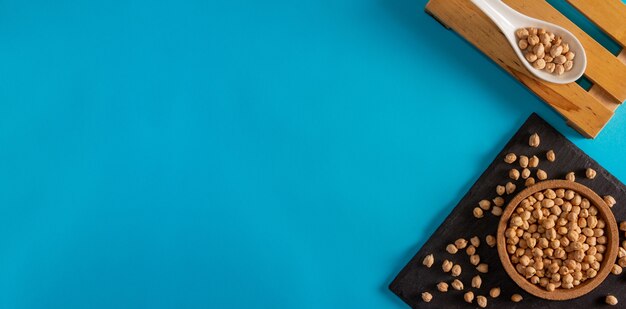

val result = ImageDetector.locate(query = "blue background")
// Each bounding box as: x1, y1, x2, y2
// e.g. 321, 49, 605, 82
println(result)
0, 0, 624, 308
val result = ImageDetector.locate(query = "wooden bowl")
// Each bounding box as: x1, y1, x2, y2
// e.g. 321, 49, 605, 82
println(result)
497, 180, 618, 300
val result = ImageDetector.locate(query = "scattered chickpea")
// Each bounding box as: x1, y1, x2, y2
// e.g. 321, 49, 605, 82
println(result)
604, 195, 616, 208
525, 177, 536, 187
454, 238, 468, 249
509, 168, 520, 180
478, 200, 491, 211
511, 294, 523, 302
437, 282, 448, 292
421, 292, 432, 303
612, 264, 622, 275
470, 254, 480, 266
529, 133, 540, 147
521, 168, 531, 179
486, 235, 496, 247
493, 197, 504, 207
606, 295, 618, 306
473, 207, 484, 218
470, 236, 480, 248
489, 287, 501, 298
476, 263, 488, 273
451, 279, 464, 291
451, 264, 462, 277
586, 168, 597, 179
536, 169, 547, 180
476, 295, 487, 308
464, 291, 474, 303
497, 185, 505, 196
565, 172, 575, 182
466, 245, 476, 256
422, 254, 434, 268
546, 150, 556, 162
472, 275, 482, 288
529, 155, 539, 168
446, 244, 458, 254
492, 206, 503, 216
505, 153, 517, 164
442, 260, 453, 272
506, 182, 516, 194
519, 156, 529, 168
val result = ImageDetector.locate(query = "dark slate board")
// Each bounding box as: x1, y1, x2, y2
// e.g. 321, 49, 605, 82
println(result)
389, 113, 626, 308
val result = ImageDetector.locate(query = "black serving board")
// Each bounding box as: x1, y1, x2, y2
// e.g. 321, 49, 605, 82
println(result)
389, 113, 626, 308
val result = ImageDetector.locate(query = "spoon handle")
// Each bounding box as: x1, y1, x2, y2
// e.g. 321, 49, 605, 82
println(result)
471, 0, 518, 35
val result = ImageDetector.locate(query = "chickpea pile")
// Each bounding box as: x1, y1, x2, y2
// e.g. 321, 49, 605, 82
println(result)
505, 187, 607, 291
515, 27, 576, 75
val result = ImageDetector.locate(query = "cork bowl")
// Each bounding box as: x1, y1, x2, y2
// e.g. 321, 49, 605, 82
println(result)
497, 180, 619, 300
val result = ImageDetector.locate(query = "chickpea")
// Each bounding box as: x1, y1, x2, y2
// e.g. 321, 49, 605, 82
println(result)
422, 254, 434, 267
529, 133, 540, 147
476, 295, 487, 308
606, 295, 618, 306
489, 287, 500, 298
471, 275, 482, 288
451, 279, 463, 291
437, 282, 448, 292
505, 153, 517, 164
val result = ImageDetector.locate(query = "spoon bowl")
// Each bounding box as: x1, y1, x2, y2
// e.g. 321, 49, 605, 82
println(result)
471, 0, 587, 84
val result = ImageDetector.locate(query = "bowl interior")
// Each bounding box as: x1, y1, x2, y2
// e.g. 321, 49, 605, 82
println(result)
496, 180, 618, 300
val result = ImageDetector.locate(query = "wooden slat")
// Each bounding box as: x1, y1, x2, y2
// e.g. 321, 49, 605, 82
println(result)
425, 0, 613, 138
589, 86, 620, 112
589, 50, 626, 111
566, 0, 626, 47
565, 0, 626, 109
503, 0, 626, 104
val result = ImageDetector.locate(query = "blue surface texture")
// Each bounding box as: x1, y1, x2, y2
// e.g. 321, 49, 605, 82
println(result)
0, 0, 624, 308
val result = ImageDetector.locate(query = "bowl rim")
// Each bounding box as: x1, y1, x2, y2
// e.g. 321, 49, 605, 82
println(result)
496, 180, 618, 300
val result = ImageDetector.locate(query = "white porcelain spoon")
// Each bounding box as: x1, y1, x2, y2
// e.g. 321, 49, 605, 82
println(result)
471, 0, 586, 84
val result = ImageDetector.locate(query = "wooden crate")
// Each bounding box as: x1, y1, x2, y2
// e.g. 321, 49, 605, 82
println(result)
425, 0, 626, 138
